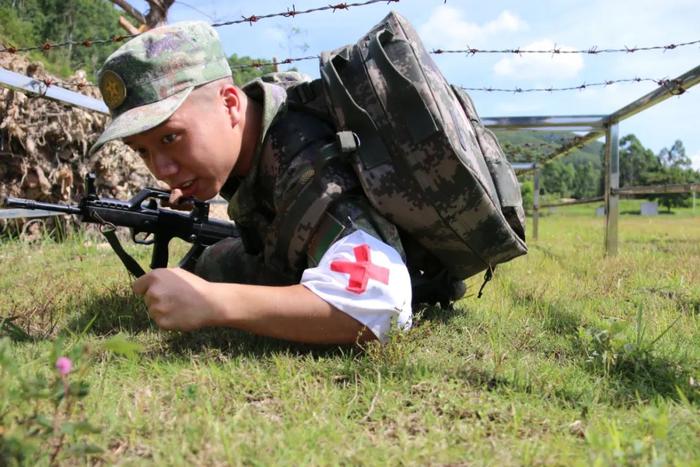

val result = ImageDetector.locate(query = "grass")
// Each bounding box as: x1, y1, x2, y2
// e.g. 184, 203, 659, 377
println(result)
1, 207, 699, 466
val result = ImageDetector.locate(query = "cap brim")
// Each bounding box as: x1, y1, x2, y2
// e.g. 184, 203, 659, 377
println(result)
89, 87, 194, 155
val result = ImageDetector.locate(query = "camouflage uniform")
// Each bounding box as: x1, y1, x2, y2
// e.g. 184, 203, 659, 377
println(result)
88, 20, 473, 307
195, 77, 407, 288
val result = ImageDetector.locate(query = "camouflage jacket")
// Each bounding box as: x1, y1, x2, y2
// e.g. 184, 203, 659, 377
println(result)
220, 78, 405, 284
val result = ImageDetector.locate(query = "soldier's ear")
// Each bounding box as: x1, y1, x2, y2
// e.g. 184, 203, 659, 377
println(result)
221, 85, 242, 126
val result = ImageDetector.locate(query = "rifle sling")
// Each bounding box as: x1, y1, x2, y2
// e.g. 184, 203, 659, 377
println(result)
101, 228, 146, 278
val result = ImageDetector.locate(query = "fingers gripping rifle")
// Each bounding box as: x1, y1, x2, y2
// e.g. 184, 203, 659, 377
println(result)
4, 174, 238, 277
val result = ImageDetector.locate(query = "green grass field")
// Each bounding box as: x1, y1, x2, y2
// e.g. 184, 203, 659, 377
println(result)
1, 203, 699, 466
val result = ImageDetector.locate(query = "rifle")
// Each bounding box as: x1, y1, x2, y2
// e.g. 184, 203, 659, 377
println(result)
4, 174, 238, 277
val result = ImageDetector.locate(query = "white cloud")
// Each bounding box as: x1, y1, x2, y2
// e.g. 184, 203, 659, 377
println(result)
419, 6, 527, 49
493, 40, 585, 80
691, 152, 700, 171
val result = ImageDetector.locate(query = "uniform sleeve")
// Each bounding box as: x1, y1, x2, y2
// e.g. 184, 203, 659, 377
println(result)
300, 229, 412, 342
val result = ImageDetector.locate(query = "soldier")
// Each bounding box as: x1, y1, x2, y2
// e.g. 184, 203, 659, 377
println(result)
90, 21, 413, 344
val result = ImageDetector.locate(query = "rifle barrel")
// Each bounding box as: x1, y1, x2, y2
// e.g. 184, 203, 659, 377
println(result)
4, 197, 82, 215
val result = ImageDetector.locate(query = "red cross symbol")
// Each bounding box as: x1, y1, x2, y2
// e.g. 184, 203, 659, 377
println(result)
330, 243, 390, 294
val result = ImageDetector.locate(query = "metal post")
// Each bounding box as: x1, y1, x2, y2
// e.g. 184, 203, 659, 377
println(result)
533, 165, 540, 241
0, 67, 108, 114
604, 123, 620, 256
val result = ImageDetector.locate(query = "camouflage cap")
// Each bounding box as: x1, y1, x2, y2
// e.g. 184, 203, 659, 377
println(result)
89, 21, 231, 154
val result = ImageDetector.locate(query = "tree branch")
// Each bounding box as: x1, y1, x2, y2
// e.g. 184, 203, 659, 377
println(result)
118, 16, 143, 35
110, 0, 147, 25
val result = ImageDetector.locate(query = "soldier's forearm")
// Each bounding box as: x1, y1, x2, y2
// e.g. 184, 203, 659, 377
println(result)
207, 283, 376, 345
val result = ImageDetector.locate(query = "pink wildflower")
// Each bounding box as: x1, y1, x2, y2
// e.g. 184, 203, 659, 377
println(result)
55, 356, 72, 376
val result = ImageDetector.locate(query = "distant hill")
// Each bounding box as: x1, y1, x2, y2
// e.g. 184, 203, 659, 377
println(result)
493, 129, 603, 169
493, 129, 605, 201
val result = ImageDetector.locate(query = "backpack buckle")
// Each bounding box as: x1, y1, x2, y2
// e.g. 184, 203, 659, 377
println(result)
335, 131, 360, 153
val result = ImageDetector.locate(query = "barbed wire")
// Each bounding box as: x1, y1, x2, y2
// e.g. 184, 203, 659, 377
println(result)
431, 39, 700, 56
228, 56, 319, 70
458, 78, 688, 95
0, 35, 134, 55
210, 0, 400, 27
14, 75, 690, 99
0, 0, 400, 54
186, 39, 700, 71
0, 0, 697, 59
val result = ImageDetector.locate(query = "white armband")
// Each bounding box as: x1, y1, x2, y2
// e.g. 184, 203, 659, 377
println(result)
300, 230, 412, 342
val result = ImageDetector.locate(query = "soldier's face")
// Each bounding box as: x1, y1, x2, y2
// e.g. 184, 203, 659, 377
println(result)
124, 85, 243, 201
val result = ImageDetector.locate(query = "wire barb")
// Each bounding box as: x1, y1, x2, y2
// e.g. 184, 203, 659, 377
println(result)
242, 15, 259, 25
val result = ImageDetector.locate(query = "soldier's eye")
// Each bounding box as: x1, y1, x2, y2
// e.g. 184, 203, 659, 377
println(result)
162, 134, 177, 144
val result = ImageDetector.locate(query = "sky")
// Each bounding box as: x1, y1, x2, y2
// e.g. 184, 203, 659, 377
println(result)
130, 0, 700, 169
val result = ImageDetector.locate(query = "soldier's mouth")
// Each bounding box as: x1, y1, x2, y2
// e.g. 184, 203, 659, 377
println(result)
177, 179, 197, 197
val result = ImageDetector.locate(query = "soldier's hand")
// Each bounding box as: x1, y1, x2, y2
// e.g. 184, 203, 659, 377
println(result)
162, 188, 194, 211
132, 267, 219, 331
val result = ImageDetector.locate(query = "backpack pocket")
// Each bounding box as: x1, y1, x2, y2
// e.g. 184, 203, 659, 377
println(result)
452, 86, 527, 241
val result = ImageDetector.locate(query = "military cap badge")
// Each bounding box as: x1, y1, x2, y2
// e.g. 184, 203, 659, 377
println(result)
99, 70, 127, 110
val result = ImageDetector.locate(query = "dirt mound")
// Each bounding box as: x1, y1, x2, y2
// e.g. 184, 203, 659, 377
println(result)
1, 53, 157, 234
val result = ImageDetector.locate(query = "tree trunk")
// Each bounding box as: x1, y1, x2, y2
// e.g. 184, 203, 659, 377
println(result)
144, 0, 175, 28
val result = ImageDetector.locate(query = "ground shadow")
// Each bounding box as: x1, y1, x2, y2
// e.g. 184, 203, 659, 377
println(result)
64, 284, 369, 358
414, 302, 465, 326
66, 285, 155, 336
162, 327, 366, 360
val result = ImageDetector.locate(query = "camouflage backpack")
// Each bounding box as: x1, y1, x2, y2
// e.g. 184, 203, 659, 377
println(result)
273, 11, 527, 295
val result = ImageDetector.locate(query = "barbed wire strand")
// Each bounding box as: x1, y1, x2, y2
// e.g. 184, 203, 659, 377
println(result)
35, 75, 688, 98
458, 78, 688, 95
0, 0, 697, 58
0, 0, 400, 54
210, 0, 400, 27
431, 39, 700, 56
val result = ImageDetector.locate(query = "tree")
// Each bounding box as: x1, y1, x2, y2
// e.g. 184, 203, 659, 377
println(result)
227, 53, 277, 86
541, 160, 575, 197
648, 140, 695, 212
0, 0, 124, 79
658, 139, 691, 169
519, 177, 534, 213
571, 160, 597, 199
618, 134, 660, 187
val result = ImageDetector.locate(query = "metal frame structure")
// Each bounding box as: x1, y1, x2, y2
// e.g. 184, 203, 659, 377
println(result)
0, 67, 108, 114
495, 64, 700, 254
1, 64, 699, 254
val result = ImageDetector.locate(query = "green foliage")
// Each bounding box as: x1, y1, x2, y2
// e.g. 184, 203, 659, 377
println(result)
542, 160, 575, 197
227, 53, 277, 86
519, 177, 534, 212
0, 5, 38, 47
648, 140, 698, 212
0, 0, 123, 79
571, 160, 598, 198
619, 134, 660, 187
0, 337, 103, 465
0, 213, 699, 464
497, 130, 604, 199
499, 131, 699, 211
